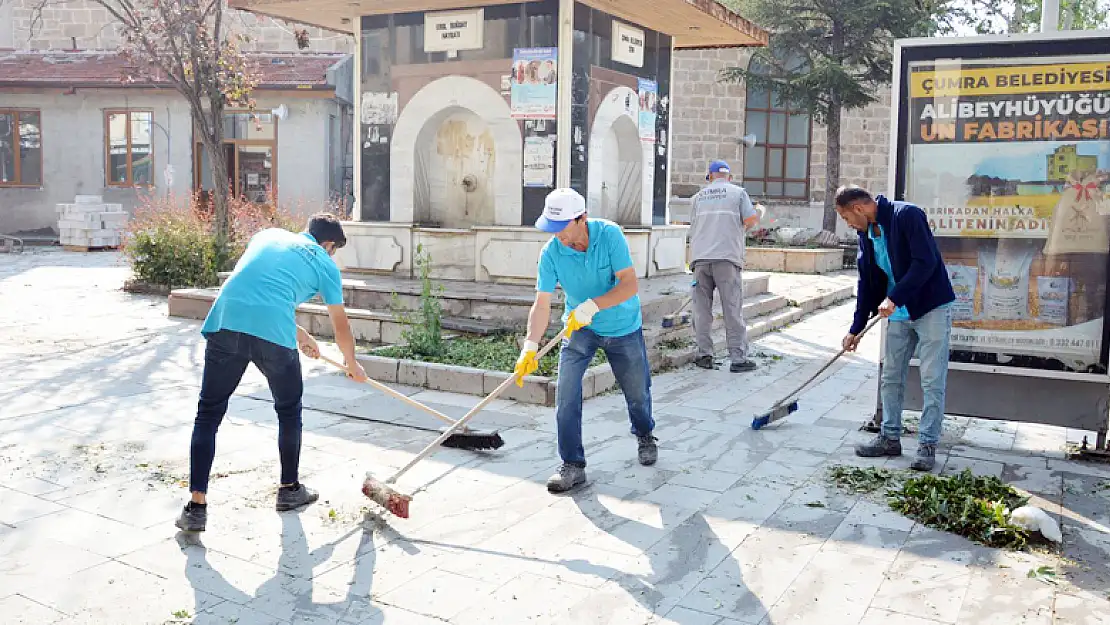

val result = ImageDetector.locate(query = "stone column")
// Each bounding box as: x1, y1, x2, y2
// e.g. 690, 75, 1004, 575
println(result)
352, 21, 364, 222
555, 0, 575, 188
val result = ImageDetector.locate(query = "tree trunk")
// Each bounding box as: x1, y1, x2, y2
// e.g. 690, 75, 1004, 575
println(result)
822, 97, 842, 233
198, 102, 229, 246
207, 142, 230, 243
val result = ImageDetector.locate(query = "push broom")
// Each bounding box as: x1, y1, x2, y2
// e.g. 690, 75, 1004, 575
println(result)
319, 354, 504, 451
363, 327, 569, 518
751, 315, 881, 430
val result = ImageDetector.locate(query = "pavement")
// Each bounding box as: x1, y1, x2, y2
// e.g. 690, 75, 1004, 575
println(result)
1, 248, 1109, 625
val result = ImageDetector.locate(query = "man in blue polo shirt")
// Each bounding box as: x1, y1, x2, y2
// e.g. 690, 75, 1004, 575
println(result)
513, 188, 657, 493
175, 213, 369, 532
836, 185, 955, 472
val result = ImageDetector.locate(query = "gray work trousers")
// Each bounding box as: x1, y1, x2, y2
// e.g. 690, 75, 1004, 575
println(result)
691, 260, 748, 361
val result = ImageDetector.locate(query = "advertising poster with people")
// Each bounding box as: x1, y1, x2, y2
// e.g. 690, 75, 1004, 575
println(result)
905, 55, 1110, 371
510, 47, 558, 119
637, 78, 657, 142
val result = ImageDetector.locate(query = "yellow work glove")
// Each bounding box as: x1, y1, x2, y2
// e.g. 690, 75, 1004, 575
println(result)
513, 340, 539, 387
565, 299, 600, 339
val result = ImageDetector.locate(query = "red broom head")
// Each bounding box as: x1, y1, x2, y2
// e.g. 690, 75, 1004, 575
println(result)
362, 473, 412, 518
387, 493, 412, 518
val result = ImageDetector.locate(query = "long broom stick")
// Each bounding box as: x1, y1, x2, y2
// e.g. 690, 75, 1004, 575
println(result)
751, 314, 881, 430
318, 353, 504, 450
363, 327, 569, 518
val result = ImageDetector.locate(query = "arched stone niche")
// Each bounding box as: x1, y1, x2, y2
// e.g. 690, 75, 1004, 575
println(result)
391, 75, 523, 228
587, 85, 654, 226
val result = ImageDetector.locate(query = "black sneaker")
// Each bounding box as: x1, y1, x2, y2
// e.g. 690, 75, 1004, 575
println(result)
910, 444, 937, 472
546, 464, 587, 493
854, 434, 903, 458
730, 360, 757, 373
694, 355, 716, 370
175, 502, 207, 532
276, 483, 319, 511
637, 435, 659, 466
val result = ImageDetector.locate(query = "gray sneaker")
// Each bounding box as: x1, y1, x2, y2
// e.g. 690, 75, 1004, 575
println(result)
276, 483, 319, 511
911, 444, 937, 472
175, 502, 206, 532
637, 435, 659, 466
546, 464, 587, 493
854, 434, 903, 458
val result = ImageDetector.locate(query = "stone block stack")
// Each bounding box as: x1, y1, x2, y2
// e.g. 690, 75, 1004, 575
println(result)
56, 195, 128, 250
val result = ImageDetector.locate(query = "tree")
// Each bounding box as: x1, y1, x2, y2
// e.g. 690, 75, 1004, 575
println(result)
25, 0, 309, 252
947, 0, 1110, 34
720, 0, 940, 232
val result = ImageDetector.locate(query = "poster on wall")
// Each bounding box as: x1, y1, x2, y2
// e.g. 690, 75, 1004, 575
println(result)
523, 136, 555, 187
510, 48, 558, 119
361, 92, 398, 125
637, 78, 657, 143
904, 54, 1110, 369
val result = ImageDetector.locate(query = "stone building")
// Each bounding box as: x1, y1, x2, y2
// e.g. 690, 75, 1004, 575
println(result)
0, 0, 356, 235
1, 0, 889, 237
669, 47, 892, 234
0, 0, 354, 53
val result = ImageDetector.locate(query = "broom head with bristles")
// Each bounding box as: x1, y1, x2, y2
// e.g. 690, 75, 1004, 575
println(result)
441, 430, 505, 451
362, 472, 413, 518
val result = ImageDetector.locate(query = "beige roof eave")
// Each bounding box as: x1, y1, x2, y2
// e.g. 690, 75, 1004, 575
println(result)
229, 0, 767, 48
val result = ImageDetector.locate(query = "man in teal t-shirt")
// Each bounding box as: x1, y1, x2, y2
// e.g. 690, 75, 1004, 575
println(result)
513, 188, 657, 494
176, 214, 369, 534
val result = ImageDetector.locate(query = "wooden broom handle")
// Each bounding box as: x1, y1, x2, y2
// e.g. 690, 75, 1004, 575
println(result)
318, 353, 464, 429
772, 314, 881, 409
386, 327, 569, 484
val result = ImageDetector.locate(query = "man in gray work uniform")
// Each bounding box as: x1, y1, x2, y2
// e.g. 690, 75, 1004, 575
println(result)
688, 160, 762, 372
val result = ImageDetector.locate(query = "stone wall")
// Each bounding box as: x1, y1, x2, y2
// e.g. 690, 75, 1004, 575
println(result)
670, 47, 893, 216
670, 47, 753, 194
0, 0, 353, 53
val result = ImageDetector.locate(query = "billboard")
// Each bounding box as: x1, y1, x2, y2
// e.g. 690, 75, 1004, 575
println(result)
900, 51, 1110, 371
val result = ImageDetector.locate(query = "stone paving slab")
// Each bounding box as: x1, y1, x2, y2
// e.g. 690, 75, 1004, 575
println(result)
2, 250, 1110, 625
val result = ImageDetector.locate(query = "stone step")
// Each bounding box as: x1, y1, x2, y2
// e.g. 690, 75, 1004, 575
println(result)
168, 288, 514, 344
644, 282, 856, 371
346, 281, 855, 406
214, 270, 772, 327
648, 308, 800, 371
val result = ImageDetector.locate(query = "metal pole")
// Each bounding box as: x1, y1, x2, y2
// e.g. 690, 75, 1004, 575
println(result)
1041, 0, 1060, 32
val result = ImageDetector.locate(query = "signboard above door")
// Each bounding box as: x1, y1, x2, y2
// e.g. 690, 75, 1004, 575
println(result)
611, 20, 645, 68
424, 8, 485, 53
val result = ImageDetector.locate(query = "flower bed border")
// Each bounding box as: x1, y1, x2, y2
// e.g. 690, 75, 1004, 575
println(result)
355, 353, 616, 407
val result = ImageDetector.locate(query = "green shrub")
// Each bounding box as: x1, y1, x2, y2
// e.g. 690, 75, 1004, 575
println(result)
377, 333, 606, 375
122, 192, 314, 289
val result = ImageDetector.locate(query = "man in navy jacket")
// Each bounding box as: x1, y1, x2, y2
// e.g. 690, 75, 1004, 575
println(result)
836, 185, 955, 471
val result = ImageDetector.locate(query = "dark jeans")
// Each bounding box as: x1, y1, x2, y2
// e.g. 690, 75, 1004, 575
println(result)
555, 327, 654, 466
189, 329, 303, 493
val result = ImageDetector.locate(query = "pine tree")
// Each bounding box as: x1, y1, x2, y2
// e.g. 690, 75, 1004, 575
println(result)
721, 0, 937, 232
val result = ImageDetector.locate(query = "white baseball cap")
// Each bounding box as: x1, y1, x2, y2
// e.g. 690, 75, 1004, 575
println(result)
535, 188, 587, 233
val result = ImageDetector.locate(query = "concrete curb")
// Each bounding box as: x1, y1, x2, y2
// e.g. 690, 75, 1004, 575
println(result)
354, 352, 616, 407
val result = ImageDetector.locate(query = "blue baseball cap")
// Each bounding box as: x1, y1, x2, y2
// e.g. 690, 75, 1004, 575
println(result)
706, 160, 731, 180
535, 188, 587, 233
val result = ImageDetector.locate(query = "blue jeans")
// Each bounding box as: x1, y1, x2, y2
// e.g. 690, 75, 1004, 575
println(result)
189, 329, 304, 493
881, 305, 952, 446
555, 327, 654, 466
